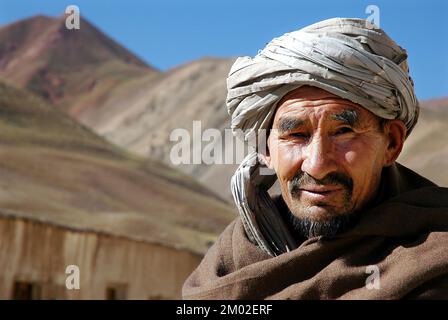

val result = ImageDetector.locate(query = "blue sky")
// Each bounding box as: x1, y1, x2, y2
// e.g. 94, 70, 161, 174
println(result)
1, 0, 447, 100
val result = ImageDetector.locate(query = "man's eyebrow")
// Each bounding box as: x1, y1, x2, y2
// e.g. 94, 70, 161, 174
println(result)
331, 109, 359, 127
277, 117, 305, 133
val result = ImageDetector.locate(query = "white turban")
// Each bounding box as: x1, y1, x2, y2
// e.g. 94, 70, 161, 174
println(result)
226, 18, 419, 256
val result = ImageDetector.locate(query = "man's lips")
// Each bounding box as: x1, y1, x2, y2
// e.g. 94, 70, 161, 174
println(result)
299, 185, 343, 193
295, 185, 344, 201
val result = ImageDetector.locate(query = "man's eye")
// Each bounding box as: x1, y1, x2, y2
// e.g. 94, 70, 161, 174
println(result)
289, 133, 308, 139
335, 127, 353, 135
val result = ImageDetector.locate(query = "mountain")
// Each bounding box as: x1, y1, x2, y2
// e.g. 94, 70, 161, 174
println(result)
0, 15, 157, 116
80, 57, 240, 200
0, 80, 235, 255
0, 15, 239, 200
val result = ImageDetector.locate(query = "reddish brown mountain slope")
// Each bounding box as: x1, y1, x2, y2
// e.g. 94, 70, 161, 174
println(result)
0, 15, 158, 116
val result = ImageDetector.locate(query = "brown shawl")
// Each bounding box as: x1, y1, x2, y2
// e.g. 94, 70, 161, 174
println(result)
183, 163, 448, 299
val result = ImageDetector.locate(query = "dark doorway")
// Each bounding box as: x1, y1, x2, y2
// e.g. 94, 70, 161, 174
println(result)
12, 281, 42, 300
105, 284, 127, 300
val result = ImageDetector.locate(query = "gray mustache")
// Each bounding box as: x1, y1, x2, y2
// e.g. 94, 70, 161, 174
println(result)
290, 171, 353, 194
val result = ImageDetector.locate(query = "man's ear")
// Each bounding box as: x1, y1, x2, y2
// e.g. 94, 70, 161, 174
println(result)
384, 119, 407, 166
258, 135, 274, 169
258, 152, 273, 169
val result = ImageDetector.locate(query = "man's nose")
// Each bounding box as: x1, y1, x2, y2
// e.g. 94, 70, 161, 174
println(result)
300, 134, 338, 180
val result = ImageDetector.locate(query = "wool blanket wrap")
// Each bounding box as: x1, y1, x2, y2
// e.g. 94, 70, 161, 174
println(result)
183, 163, 448, 299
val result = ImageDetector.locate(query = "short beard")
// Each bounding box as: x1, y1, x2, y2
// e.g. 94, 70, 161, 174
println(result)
281, 209, 358, 239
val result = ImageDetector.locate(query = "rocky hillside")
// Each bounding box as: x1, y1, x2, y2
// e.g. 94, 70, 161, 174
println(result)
0, 80, 235, 255
398, 98, 448, 186
82, 57, 240, 200
0, 15, 239, 200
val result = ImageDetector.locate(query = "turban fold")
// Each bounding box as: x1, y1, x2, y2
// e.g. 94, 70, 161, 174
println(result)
226, 18, 419, 256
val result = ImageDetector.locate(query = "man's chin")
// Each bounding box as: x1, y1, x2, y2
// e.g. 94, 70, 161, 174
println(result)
286, 202, 357, 238
290, 202, 348, 223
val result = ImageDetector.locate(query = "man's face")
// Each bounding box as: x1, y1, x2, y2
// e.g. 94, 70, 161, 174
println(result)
265, 86, 401, 231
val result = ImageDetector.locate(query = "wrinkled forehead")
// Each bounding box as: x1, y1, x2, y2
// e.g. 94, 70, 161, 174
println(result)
277, 85, 343, 106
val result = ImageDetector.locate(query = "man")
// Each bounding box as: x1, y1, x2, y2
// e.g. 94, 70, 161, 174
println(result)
182, 18, 448, 299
